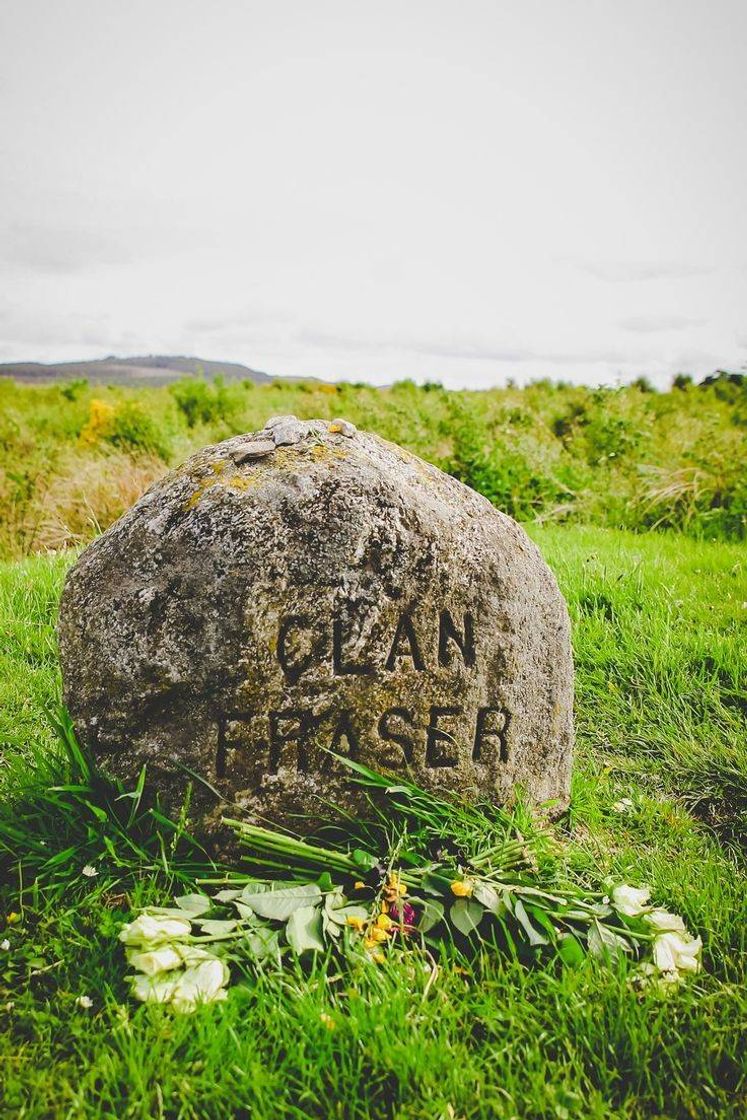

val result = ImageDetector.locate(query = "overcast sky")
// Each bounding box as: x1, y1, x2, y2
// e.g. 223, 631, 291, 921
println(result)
1, 0, 745, 388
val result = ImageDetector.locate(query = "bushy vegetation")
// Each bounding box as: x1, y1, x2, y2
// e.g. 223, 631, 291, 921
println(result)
0, 372, 745, 558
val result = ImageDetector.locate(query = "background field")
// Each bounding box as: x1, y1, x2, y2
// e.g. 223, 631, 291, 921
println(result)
1, 371, 745, 561
0, 376, 745, 1118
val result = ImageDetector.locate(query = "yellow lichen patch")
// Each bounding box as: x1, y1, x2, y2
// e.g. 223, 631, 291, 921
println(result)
226, 474, 262, 492
310, 443, 348, 463
182, 460, 230, 509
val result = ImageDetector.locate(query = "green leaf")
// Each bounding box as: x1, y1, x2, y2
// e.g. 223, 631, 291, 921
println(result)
174, 893, 212, 916
213, 889, 243, 903
317, 872, 334, 892
352, 849, 378, 870
198, 919, 238, 936
525, 904, 557, 941
418, 898, 445, 933
557, 933, 586, 967
234, 901, 256, 919
587, 921, 631, 959
473, 882, 502, 913
286, 905, 325, 954
512, 899, 549, 947
244, 927, 280, 960
322, 913, 342, 939
450, 898, 484, 936
242, 883, 322, 921
325, 902, 369, 927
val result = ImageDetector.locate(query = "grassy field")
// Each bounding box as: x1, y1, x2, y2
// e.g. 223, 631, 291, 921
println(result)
1, 523, 745, 1118
1, 372, 745, 560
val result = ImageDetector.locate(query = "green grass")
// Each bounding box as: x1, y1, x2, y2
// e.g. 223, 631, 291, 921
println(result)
0, 526, 746, 1118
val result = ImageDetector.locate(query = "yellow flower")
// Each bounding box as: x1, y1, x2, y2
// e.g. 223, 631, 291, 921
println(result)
375, 914, 394, 931
353, 881, 365, 890
385, 874, 407, 898
79, 398, 116, 446
328, 423, 343, 433
346, 916, 365, 931
6, 913, 20, 925
450, 880, 474, 898
319, 1012, 336, 1030
370, 927, 389, 943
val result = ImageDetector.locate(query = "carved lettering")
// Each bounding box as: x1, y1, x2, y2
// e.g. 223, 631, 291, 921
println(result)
220, 701, 510, 778
269, 709, 313, 773
328, 708, 360, 760
425, 705, 462, 767
385, 612, 425, 671
277, 614, 315, 683
377, 706, 417, 765
472, 706, 509, 763
215, 716, 227, 779
438, 610, 475, 668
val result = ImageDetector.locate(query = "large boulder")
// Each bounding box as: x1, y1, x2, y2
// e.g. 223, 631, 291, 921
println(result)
58, 416, 573, 837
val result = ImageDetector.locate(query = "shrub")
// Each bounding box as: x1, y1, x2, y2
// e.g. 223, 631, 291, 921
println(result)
170, 377, 234, 427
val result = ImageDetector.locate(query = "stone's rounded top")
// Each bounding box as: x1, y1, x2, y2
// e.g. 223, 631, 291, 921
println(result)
57, 417, 574, 843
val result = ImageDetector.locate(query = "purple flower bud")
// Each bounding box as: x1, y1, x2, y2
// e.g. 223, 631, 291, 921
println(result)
389, 900, 417, 932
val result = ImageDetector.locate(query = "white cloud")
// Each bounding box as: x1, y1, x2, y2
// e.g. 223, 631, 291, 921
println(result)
576, 261, 714, 283
620, 315, 705, 333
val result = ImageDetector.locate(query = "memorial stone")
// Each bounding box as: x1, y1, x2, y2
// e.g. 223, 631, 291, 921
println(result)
58, 416, 574, 837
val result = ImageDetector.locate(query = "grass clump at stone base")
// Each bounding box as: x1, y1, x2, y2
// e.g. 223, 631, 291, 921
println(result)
0, 525, 746, 1118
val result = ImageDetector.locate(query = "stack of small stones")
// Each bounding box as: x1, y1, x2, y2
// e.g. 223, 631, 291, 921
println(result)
232, 414, 357, 462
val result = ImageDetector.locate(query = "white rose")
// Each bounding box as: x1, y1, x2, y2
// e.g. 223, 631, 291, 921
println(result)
644, 909, 687, 933
611, 885, 651, 917
176, 945, 215, 967
130, 973, 180, 1005
119, 914, 192, 946
171, 959, 230, 1014
126, 945, 184, 976
653, 931, 702, 977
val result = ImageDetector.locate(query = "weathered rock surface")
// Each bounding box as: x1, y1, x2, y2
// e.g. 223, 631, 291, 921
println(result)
58, 416, 574, 838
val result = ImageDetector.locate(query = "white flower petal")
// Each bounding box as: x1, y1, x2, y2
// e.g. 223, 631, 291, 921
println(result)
170, 959, 230, 1013
611, 884, 651, 917
130, 973, 180, 1004
126, 945, 184, 976
645, 909, 687, 933
119, 914, 192, 946
653, 931, 702, 977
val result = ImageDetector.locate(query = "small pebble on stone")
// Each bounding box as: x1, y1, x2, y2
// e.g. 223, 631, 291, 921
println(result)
271, 420, 308, 446
232, 440, 276, 463
329, 418, 357, 437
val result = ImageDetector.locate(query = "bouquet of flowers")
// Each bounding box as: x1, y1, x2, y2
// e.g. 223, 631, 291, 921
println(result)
120, 758, 701, 1012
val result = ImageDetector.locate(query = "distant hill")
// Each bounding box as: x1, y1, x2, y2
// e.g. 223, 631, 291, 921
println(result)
0, 355, 272, 386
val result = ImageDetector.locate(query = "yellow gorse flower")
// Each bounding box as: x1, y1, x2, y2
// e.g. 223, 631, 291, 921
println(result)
450, 880, 474, 898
